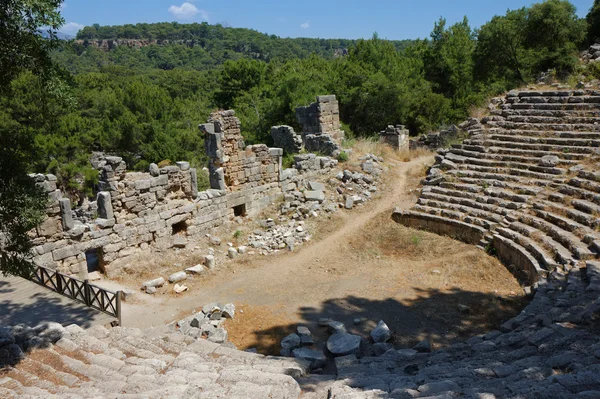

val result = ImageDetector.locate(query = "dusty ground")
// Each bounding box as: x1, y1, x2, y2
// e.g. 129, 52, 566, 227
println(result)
113, 152, 527, 355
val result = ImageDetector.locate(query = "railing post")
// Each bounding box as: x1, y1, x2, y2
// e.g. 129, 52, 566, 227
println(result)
84, 279, 91, 307
56, 271, 62, 294
116, 291, 122, 326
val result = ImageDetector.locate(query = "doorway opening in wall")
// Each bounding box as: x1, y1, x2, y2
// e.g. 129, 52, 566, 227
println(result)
172, 220, 188, 235
233, 204, 247, 217
85, 248, 104, 274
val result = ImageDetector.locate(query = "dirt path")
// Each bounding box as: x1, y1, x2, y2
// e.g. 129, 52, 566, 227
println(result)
121, 156, 526, 353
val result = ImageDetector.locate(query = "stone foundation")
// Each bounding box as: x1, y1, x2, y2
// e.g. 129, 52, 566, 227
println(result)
296, 95, 345, 156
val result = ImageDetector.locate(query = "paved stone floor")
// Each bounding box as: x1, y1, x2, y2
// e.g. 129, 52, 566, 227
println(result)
0, 275, 115, 328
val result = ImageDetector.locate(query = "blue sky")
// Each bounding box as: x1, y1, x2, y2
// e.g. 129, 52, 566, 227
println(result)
59, 0, 594, 40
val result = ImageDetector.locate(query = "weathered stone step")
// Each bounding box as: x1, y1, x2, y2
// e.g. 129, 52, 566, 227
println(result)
417, 197, 503, 225
559, 183, 600, 206
455, 177, 544, 196
517, 211, 596, 260
454, 162, 560, 181
467, 138, 595, 155
504, 115, 600, 125
393, 209, 487, 245
486, 127, 600, 141
508, 95, 600, 104
509, 90, 589, 97
451, 147, 579, 167
508, 221, 574, 265
484, 145, 589, 160
496, 227, 560, 271
447, 151, 567, 175
483, 131, 600, 147
421, 189, 505, 216
572, 198, 600, 216
501, 108, 600, 118
536, 200, 600, 237
491, 233, 547, 282
504, 102, 600, 111
450, 169, 554, 187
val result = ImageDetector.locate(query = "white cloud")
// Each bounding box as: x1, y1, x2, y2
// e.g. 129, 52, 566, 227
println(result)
60, 22, 84, 36
168, 2, 208, 21
300, 21, 310, 29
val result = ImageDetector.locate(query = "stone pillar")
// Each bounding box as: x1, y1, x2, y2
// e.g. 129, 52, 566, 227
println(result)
379, 125, 409, 151
58, 198, 74, 231
97, 192, 114, 219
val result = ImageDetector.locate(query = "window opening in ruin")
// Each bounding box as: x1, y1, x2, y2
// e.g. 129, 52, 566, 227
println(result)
172, 220, 188, 235
233, 204, 247, 217
85, 248, 104, 273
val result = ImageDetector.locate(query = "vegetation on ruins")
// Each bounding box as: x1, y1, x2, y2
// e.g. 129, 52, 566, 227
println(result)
0, 0, 67, 276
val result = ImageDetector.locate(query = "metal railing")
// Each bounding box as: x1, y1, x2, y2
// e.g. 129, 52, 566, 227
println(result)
30, 265, 122, 326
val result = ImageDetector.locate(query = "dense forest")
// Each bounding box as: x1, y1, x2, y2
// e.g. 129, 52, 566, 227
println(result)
3, 0, 600, 201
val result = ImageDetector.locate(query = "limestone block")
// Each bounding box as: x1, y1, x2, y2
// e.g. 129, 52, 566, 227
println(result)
189, 168, 198, 198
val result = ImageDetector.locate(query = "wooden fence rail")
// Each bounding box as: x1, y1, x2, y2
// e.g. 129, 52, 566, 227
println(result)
30, 265, 122, 326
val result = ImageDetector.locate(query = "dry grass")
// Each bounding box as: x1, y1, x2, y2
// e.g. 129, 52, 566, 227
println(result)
399, 147, 436, 162
225, 303, 296, 354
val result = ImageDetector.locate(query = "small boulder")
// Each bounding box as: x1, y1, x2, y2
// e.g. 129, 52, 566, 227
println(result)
228, 247, 238, 258
203, 302, 221, 314
373, 342, 394, 356
326, 333, 362, 357
370, 320, 392, 343
281, 333, 301, 352
149, 163, 160, 177
293, 348, 327, 369
414, 340, 432, 353
539, 155, 560, 167
145, 286, 157, 294
209, 236, 222, 246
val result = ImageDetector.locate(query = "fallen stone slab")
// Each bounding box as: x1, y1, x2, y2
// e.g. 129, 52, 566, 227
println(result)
370, 320, 392, 343
293, 348, 327, 370
173, 284, 188, 294
304, 190, 325, 202
326, 333, 362, 357
168, 271, 187, 284
308, 181, 326, 191
228, 247, 238, 258
203, 302, 221, 314
185, 264, 205, 274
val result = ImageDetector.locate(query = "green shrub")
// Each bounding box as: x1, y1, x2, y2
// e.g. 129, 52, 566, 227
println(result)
337, 151, 349, 162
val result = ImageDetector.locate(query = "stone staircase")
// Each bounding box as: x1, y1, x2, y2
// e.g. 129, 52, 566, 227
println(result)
0, 323, 312, 398
396, 89, 600, 286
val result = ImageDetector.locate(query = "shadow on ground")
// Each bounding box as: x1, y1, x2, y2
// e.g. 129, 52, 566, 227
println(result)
0, 276, 108, 329
238, 287, 528, 357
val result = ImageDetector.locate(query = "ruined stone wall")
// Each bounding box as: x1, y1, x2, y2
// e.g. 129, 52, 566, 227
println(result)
200, 110, 281, 192
296, 95, 345, 155
28, 110, 346, 278
379, 125, 409, 151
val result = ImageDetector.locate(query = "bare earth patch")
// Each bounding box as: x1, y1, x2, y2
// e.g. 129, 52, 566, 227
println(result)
117, 154, 527, 356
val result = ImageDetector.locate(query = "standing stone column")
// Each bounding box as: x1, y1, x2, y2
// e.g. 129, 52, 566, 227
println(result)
97, 192, 114, 219
58, 198, 74, 231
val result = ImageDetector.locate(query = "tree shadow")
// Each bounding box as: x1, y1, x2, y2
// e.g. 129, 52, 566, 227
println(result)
240, 287, 528, 357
